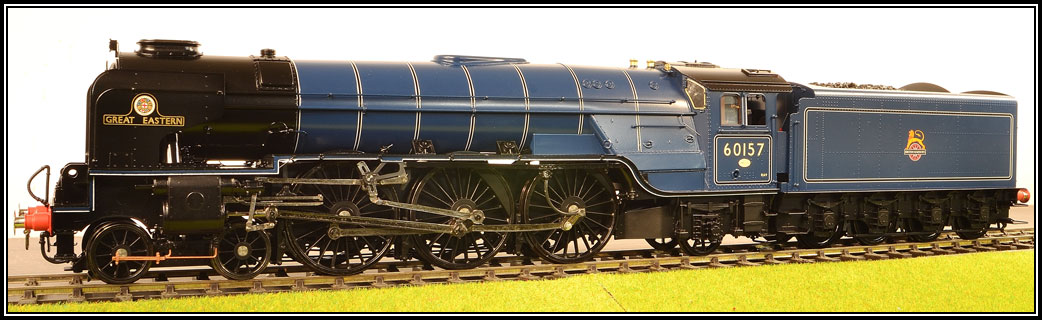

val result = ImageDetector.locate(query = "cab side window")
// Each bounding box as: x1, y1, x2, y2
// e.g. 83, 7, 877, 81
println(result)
746, 94, 766, 126
721, 94, 742, 126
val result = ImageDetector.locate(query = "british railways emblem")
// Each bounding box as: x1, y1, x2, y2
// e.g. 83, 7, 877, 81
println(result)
903, 129, 926, 161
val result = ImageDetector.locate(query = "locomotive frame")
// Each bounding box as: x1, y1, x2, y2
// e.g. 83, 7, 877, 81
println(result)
14, 39, 1029, 284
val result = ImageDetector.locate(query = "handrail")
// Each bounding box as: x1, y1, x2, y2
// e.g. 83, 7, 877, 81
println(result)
27, 165, 50, 206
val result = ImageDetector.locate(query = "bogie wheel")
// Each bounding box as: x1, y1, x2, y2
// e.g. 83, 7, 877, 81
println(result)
409, 168, 512, 270
284, 162, 398, 275
645, 238, 677, 252
211, 222, 271, 280
85, 222, 154, 284
522, 169, 617, 264
796, 220, 844, 249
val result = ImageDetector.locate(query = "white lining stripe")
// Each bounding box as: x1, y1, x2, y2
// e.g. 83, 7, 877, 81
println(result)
801, 107, 1014, 183
514, 65, 531, 149
562, 64, 584, 134
350, 61, 363, 151
622, 69, 641, 152
407, 62, 422, 141
462, 65, 477, 151
290, 59, 302, 153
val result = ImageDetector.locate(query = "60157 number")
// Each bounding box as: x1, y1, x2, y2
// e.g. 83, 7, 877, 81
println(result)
722, 142, 765, 157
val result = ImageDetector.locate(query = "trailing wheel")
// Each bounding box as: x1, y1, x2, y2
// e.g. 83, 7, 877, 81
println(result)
409, 168, 511, 269
766, 212, 795, 244
522, 169, 617, 264
766, 233, 795, 244
679, 233, 722, 256
284, 162, 398, 275
678, 214, 724, 256
85, 222, 154, 284
645, 238, 677, 252
210, 222, 271, 280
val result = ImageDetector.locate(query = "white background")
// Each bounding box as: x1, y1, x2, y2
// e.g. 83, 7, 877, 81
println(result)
5, 7, 1036, 234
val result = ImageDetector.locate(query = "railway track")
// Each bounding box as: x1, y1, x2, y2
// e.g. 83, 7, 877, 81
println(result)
8, 228, 1034, 305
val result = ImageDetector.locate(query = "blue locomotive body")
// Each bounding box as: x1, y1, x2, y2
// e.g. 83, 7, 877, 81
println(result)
17, 41, 1029, 283
784, 89, 1016, 194
294, 59, 711, 194
294, 59, 1018, 196
294, 61, 692, 151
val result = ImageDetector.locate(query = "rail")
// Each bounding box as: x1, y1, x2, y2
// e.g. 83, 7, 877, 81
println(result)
7, 228, 1033, 305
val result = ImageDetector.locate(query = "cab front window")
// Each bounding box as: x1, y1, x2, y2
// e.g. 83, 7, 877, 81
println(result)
685, 78, 707, 109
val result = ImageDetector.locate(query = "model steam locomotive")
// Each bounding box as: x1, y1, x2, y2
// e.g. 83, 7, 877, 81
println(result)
15, 39, 1030, 284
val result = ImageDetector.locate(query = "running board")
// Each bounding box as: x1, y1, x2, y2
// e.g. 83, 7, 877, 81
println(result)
277, 209, 581, 238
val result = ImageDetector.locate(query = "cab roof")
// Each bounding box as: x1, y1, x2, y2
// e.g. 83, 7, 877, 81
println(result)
674, 65, 792, 93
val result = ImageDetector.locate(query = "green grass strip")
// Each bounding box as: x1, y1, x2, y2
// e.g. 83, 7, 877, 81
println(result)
8, 249, 1035, 312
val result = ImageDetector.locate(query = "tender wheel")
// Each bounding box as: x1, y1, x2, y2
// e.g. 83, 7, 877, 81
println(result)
953, 216, 986, 240
645, 238, 677, 252
853, 207, 898, 245
211, 222, 271, 280
85, 222, 154, 284
908, 230, 942, 242
409, 168, 511, 269
910, 199, 949, 242
522, 169, 617, 264
907, 216, 946, 242
796, 219, 843, 249
852, 221, 889, 246
284, 162, 397, 275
